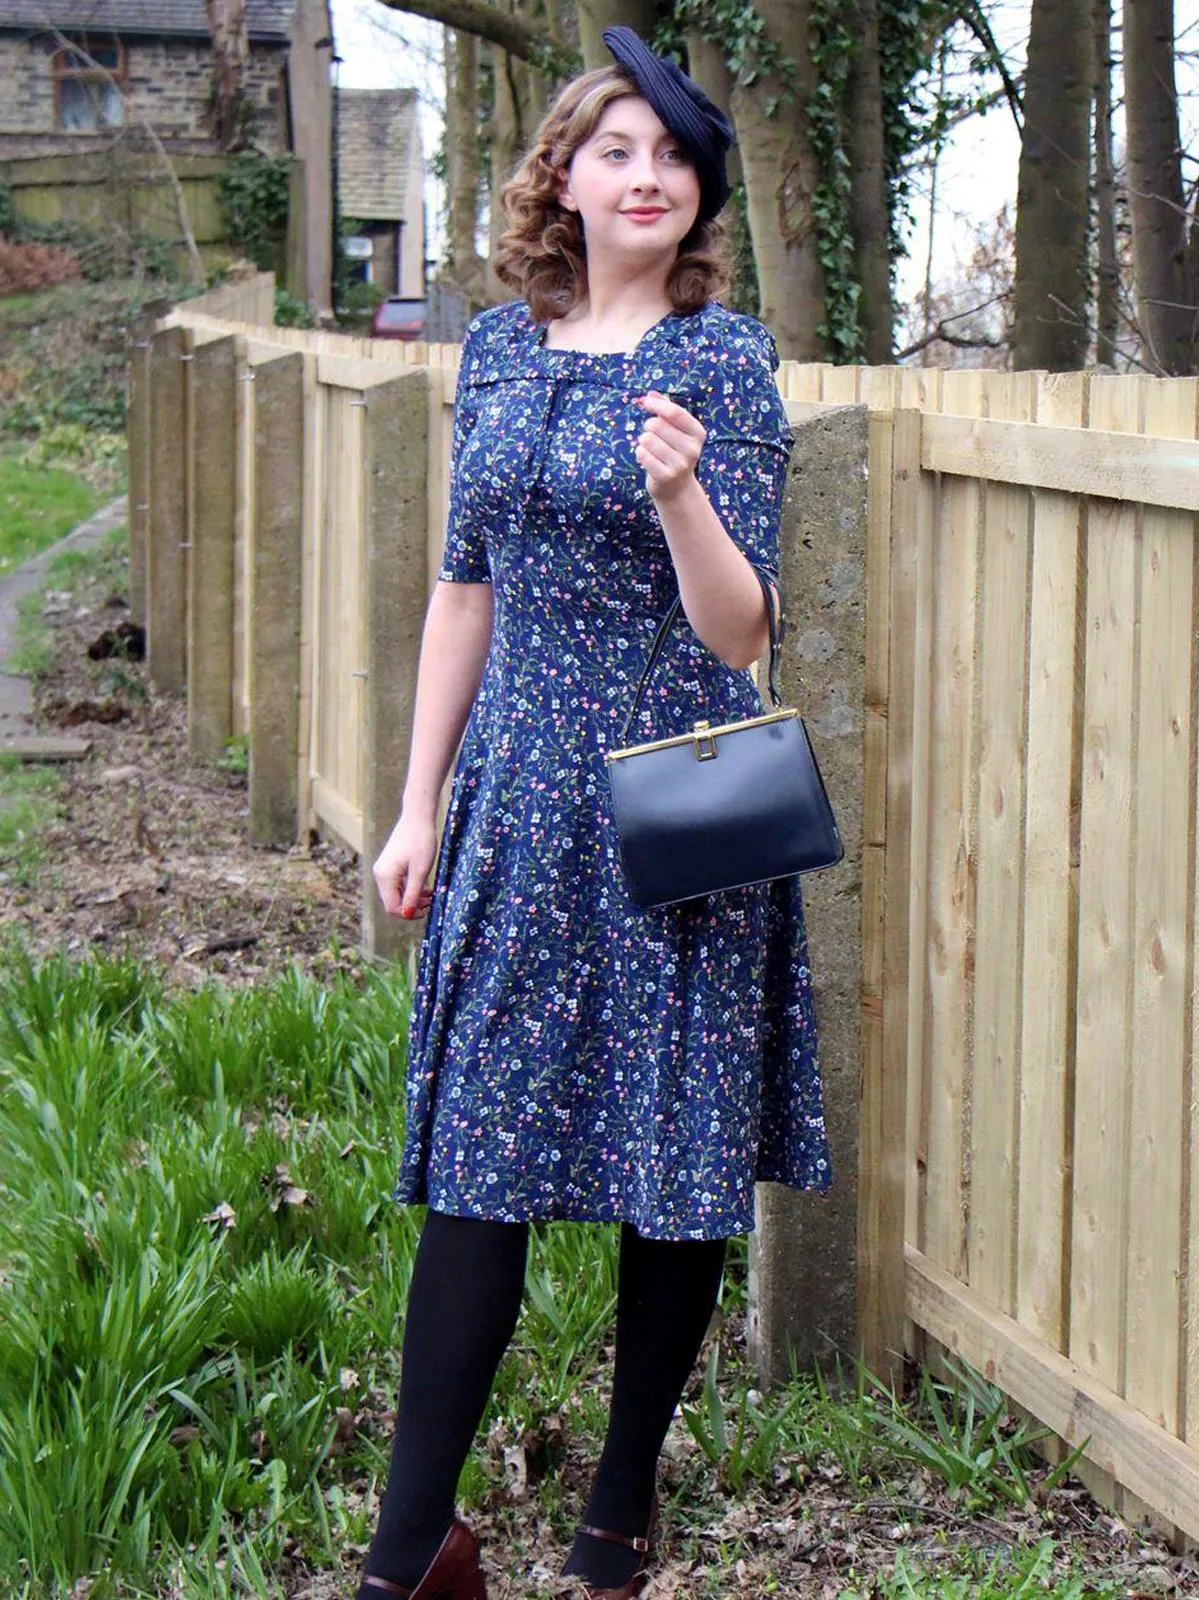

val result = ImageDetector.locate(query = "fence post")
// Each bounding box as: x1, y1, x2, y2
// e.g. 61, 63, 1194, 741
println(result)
147, 324, 189, 692
188, 336, 238, 760
748, 404, 870, 1386
361, 369, 430, 962
249, 352, 305, 847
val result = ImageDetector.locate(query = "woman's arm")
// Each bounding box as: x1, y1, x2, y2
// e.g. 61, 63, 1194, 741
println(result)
372, 578, 494, 919
635, 391, 771, 670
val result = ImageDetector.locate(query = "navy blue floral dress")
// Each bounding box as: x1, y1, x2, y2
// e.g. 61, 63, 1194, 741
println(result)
396, 298, 831, 1241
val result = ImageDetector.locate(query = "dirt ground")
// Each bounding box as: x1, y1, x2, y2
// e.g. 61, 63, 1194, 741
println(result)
0, 570, 366, 985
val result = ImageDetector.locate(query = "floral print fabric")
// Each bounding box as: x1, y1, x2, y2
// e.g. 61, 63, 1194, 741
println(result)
396, 299, 831, 1240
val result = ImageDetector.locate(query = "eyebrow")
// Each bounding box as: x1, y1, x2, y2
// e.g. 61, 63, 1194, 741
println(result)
593, 129, 680, 144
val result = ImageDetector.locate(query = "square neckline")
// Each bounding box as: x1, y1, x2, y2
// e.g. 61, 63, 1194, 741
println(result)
526, 303, 686, 360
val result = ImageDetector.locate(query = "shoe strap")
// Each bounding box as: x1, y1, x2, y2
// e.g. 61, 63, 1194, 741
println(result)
361, 1577, 411, 1598
577, 1523, 651, 1555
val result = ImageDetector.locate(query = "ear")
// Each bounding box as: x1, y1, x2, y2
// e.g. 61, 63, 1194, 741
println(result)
555, 168, 577, 211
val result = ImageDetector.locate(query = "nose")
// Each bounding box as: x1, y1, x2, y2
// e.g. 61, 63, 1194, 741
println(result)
626, 150, 663, 195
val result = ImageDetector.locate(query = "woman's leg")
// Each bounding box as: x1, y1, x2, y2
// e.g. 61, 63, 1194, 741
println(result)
562, 1224, 727, 1589
359, 1210, 529, 1593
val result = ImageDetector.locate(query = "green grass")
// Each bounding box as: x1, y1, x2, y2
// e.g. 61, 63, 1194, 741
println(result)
0, 454, 106, 576
0, 950, 1136, 1600
3, 521, 129, 678
0, 755, 63, 886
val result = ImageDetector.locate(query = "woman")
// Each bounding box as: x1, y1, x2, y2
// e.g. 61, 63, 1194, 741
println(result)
363, 28, 830, 1600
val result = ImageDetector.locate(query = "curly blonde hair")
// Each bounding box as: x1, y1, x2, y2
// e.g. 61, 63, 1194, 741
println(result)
493, 65, 732, 325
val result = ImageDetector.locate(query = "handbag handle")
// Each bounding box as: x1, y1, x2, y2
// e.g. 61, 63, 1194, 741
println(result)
617, 564, 786, 746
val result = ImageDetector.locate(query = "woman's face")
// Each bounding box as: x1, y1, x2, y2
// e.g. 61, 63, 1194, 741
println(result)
558, 95, 701, 267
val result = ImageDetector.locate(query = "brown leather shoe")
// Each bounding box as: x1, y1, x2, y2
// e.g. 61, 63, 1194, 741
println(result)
359, 1519, 486, 1600
574, 1499, 658, 1600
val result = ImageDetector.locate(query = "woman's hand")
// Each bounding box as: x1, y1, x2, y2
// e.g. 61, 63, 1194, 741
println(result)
373, 811, 438, 920
634, 391, 706, 503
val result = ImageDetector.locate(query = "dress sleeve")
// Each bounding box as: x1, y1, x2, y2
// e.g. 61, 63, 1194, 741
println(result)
693, 317, 794, 577
437, 315, 491, 584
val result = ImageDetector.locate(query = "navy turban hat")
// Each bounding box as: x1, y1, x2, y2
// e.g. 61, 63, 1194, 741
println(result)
602, 26, 735, 223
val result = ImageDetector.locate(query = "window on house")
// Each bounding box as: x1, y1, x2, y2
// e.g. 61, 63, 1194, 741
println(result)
55, 38, 127, 132
344, 236, 374, 287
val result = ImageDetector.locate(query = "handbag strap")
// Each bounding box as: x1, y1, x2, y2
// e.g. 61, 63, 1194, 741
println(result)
617, 564, 786, 746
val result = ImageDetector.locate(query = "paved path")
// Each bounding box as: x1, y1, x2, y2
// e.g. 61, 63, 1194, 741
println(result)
0, 497, 127, 756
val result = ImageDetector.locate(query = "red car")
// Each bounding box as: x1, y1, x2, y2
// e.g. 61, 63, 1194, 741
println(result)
371, 297, 427, 340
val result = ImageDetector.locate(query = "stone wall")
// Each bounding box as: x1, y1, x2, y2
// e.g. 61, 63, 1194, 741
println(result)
0, 34, 287, 159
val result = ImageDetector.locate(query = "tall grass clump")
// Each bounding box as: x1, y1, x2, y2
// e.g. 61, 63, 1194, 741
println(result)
0, 951, 434, 1594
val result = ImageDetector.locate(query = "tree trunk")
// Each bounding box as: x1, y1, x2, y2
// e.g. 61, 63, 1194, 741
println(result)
576, 0, 655, 70
1124, 0, 1197, 373
1012, 0, 1093, 370
447, 27, 489, 301
1093, 0, 1119, 364
204, 0, 252, 151
732, 0, 826, 359
845, 0, 892, 362
684, 34, 742, 189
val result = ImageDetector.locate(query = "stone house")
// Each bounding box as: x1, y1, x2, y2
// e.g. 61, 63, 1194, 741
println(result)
339, 88, 425, 300
0, 0, 334, 307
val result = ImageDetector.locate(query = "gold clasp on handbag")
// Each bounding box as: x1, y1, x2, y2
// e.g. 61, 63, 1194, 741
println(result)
692, 720, 718, 761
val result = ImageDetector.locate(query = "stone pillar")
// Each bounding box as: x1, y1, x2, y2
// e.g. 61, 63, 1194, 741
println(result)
249, 353, 305, 848
147, 324, 189, 692
361, 369, 431, 962
748, 404, 869, 1386
125, 313, 152, 628
188, 336, 238, 760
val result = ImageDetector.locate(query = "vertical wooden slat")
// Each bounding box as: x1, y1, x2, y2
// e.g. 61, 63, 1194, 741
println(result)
1015, 373, 1086, 1350
969, 372, 1037, 1313
820, 366, 861, 405
919, 369, 985, 1280
1070, 374, 1144, 1425
1124, 379, 1198, 1435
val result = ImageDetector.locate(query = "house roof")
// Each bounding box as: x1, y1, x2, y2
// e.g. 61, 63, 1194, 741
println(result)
339, 88, 419, 223
0, 1, 295, 41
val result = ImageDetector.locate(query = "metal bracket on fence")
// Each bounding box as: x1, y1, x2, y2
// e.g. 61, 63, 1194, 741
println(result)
132, 339, 151, 349
350, 397, 368, 409
350, 670, 368, 679
178, 542, 194, 550
240, 370, 257, 383
180, 352, 194, 362
136, 503, 149, 513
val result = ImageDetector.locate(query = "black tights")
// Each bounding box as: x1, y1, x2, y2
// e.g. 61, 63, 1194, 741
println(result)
362, 1211, 726, 1593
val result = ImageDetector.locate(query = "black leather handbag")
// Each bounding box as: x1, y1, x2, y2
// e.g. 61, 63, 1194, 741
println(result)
605, 567, 844, 909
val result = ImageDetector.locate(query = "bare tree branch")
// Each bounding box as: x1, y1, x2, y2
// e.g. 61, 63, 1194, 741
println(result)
370, 0, 547, 62
954, 0, 1025, 131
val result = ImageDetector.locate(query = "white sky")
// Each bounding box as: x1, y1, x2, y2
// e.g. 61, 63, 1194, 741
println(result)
329, 0, 1199, 311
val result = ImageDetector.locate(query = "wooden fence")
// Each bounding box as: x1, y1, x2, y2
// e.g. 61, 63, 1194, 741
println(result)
130, 277, 1199, 1545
